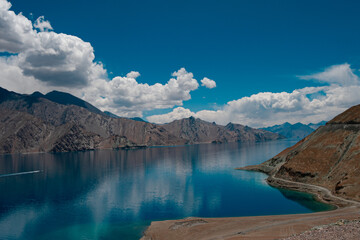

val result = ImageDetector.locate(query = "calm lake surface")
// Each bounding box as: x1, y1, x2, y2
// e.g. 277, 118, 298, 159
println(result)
0, 140, 333, 240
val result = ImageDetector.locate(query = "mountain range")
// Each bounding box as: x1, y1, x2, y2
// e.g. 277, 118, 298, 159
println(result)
261, 121, 326, 139
0, 87, 282, 154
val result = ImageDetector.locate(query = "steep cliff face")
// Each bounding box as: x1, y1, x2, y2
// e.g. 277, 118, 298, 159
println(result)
162, 117, 283, 144
251, 104, 360, 202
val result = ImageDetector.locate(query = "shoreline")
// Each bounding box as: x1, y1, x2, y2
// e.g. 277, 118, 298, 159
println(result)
0, 139, 286, 155
265, 175, 359, 208
141, 169, 360, 240
237, 164, 360, 208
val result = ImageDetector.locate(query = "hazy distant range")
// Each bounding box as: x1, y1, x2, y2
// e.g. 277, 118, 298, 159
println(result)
261, 121, 327, 139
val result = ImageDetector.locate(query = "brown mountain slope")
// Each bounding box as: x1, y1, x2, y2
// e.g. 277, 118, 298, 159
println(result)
0, 108, 103, 153
241, 104, 360, 202
0, 108, 55, 153
0, 105, 185, 154
0, 88, 186, 153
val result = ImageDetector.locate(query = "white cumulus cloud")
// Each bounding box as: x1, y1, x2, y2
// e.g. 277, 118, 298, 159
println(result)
147, 107, 195, 124
126, 71, 140, 78
83, 68, 200, 117
33, 16, 53, 32
299, 63, 359, 86
0, 0, 106, 87
0, 0, 212, 117
200, 77, 216, 89
0, 0, 37, 52
147, 64, 360, 127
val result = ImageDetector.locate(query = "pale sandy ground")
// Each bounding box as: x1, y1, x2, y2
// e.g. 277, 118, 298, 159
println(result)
141, 206, 360, 240
141, 175, 360, 240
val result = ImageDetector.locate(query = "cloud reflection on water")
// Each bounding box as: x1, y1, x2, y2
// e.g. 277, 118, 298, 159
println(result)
0, 140, 329, 240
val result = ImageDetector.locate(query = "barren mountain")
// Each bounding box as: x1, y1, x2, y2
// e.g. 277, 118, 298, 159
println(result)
241, 104, 360, 202
0, 87, 282, 153
0, 87, 185, 153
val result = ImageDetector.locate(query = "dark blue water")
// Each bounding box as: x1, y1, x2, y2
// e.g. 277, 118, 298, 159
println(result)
0, 140, 333, 239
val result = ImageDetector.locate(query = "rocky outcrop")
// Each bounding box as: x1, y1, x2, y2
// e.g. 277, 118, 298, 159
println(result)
50, 124, 102, 152
240, 104, 360, 202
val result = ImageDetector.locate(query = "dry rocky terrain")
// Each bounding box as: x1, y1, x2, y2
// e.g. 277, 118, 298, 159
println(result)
282, 219, 360, 240
242, 104, 360, 202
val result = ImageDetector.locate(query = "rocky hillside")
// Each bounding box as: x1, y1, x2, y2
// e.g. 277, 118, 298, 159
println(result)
162, 117, 283, 144
241, 104, 360, 202
0, 87, 185, 153
0, 87, 282, 154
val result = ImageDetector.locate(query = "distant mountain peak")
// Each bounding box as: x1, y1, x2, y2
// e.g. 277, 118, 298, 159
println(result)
261, 121, 326, 139
30, 91, 44, 97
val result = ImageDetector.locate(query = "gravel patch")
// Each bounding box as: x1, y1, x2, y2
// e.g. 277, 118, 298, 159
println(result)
282, 219, 360, 240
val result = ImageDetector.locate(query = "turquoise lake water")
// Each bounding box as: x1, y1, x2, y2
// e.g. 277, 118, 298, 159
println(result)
0, 140, 333, 239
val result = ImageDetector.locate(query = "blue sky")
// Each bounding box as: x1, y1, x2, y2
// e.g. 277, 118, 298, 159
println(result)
2, 0, 360, 126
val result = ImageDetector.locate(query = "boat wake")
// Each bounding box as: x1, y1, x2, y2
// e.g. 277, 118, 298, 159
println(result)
0, 170, 42, 178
